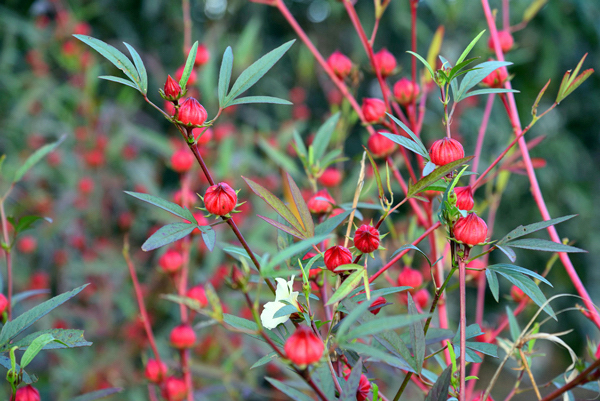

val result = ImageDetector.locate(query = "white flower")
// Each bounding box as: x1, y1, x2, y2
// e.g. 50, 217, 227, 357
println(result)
260, 276, 300, 330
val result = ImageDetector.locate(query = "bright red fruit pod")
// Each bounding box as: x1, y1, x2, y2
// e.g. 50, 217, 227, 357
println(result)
163, 75, 182, 100
307, 189, 335, 214
473, 391, 494, 401
429, 137, 465, 166
161, 376, 187, 401
367, 296, 387, 315
353, 224, 380, 254
454, 186, 474, 211
175, 64, 197, 86
488, 30, 514, 53
453, 213, 488, 246
186, 285, 208, 308
362, 98, 386, 123
203, 182, 238, 216
0, 293, 8, 315
176, 97, 208, 127
393, 77, 420, 106
397, 267, 423, 293
482, 65, 508, 88
318, 168, 342, 188
170, 324, 197, 349
284, 325, 324, 368
15, 385, 40, 401
159, 249, 183, 274
327, 50, 352, 80
145, 359, 168, 383
368, 131, 397, 158
373, 48, 396, 77
324, 245, 352, 273
356, 374, 372, 401
170, 148, 195, 173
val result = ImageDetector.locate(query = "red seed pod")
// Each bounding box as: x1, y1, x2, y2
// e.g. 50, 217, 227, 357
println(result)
15, 385, 40, 401
318, 168, 343, 188
163, 75, 182, 100
362, 98, 386, 123
324, 245, 353, 273
175, 65, 197, 86
429, 137, 465, 166
307, 189, 335, 214
511, 285, 528, 303
159, 249, 183, 274
170, 148, 195, 173
357, 374, 372, 401
595, 343, 600, 360
368, 296, 387, 315
482, 65, 508, 88
327, 51, 352, 80
397, 267, 423, 292
374, 48, 397, 77
284, 325, 324, 367
177, 97, 207, 126
454, 186, 474, 211
194, 44, 210, 67
393, 78, 420, 106
204, 182, 238, 216
368, 132, 397, 158
145, 359, 168, 383
488, 30, 514, 53
354, 225, 380, 254
0, 294, 7, 315
186, 285, 208, 308
170, 324, 197, 349
161, 377, 187, 401
454, 213, 488, 246
473, 391, 495, 401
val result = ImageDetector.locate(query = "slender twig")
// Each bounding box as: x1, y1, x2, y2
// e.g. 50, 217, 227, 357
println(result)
538, 358, 600, 401
519, 348, 541, 400
182, 0, 192, 53
0, 196, 13, 320
470, 94, 495, 187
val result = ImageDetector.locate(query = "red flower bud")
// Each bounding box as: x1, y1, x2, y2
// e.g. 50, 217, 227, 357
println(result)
454, 213, 488, 246
170, 148, 195, 173
368, 131, 397, 158
324, 245, 352, 272
454, 186, 474, 211
482, 64, 508, 88
194, 44, 210, 67
357, 374, 372, 401
177, 97, 207, 127
163, 75, 182, 100
15, 385, 40, 401
318, 168, 343, 188
204, 182, 238, 216
78, 176, 94, 196
510, 285, 527, 303
175, 65, 197, 86
393, 78, 420, 106
476, 326, 496, 344
397, 267, 423, 292
145, 359, 168, 383
429, 137, 465, 166
367, 296, 387, 315
374, 48, 396, 77
186, 285, 208, 308
161, 377, 187, 401
307, 189, 335, 214
354, 224, 380, 254
473, 391, 494, 401
488, 30, 514, 53
284, 325, 324, 367
327, 51, 352, 80
362, 98, 387, 123
0, 293, 7, 315
159, 249, 183, 274
170, 324, 197, 349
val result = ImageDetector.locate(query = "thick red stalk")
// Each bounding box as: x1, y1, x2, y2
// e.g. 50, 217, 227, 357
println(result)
470, 94, 495, 187
481, 0, 600, 329
458, 258, 467, 401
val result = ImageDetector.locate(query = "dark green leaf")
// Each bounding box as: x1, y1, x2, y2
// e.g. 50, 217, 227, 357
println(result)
498, 215, 577, 244
69, 388, 123, 401
218, 46, 234, 107
12, 329, 91, 351
273, 304, 299, 319
390, 244, 432, 267
448, 57, 480, 80
222, 314, 284, 346
352, 286, 411, 302
265, 377, 315, 401
506, 306, 520, 342
123, 43, 147, 94
313, 363, 336, 399
226, 40, 295, 102
487, 264, 551, 286
124, 191, 195, 222
341, 359, 363, 401
343, 342, 414, 370
14, 216, 49, 235
345, 313, 428, 339
496, 271, 555, 318
227, 96, 292, 106
14, 135, 66, 183
486, 269, 499, 301
314, 209, 352, 236
496, 245, 516, 262
179, 41, 198, 89
466, 341, 498, 358
264, 234, 328, 274
326, 269, 363, 306
11, 289, 50, 306
312, 112, 340, 161
424, 365, 452, 401
379, 132, 428, 159
408, 156, 474, 198
456, 61, 512, 101
258, 215, 305, 239
250, 352, 278, 369
505, 238, 585, 253
98, 75, 138, 89
141, 223, 196, 251
408, 294, 425, 373
459, 88, 519, 100
0, 285, 88, 346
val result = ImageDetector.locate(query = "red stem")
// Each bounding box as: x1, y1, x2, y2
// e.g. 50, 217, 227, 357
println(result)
0, 197, 13, 320
458, 258, 467, 401
470, 94, 495, 187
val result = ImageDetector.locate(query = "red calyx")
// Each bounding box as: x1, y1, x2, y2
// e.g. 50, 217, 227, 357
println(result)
368, 132, 397, 158
204, 182, 238, 216
354, 224, 380, 254
186, 285, 208, 308
161, 377, 187, 401
169, 324, 197, 349
397, 267, 423, 292
163, 75, 182, 100
284, 325, 324, 367
393, 77, 420, 106
15, 385, 40, 401
454, 186, 474, 211
177, 97, 207, 127
374, 48, 397, 77
159, 249, 183, 274
453, 213, 488, 246
362, 98, 387, 123
307, 189, 335, 214
429, 137, 465, 166
327, 51, 352, 80
324, 245, 352, 273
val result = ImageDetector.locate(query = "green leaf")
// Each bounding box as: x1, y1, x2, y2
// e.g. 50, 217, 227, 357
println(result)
487, 264, 551, 286
558, 68, 593, 103
456, 61, 512, 101
458, 88, 519, 101
258, 139, 300, 175
456, 30, 486, 66
179, 41, 198, 90
505, 238, 585, 253
20, 333, 61, 369
390, 244, 432, 267
98, 75, 138, 89
498, 215, 578, 244
286, 173, 315, 237
12, 329, 91, 351
408, 294, 425, 374
69, 388, 124, 401
341, 359, 363, 401
11, 290, 50, 306
343, 342, 414, 370
124, 191, 196, 222
265, 377, 315, 401
424, 365, 452, 401
386, 113, 429, 158
346, 312, 428, 339
218, 46, 234, 107
496, 245, 517, 262
227, 96, 292, 106
13, 135, 66, 183
506, 306, 520, 342
226, 40, 295, 103
201, 227, 216, 252
0, 285, 88, 346
407, 51, 435, 79
311, 112, 340, 161
313, 362, 336, 399
250, 352, 278, 369
258, 215, 305, 239
273, 304, 299, 319
486, 269, 500, 301
327, 269, 364, 306
141, 223, 196, 252
314, 208, 352, 236
352, 286, 411, 302
379, 132, 429, 160
408, 156, 474, 198
14, 216, 49, 235
495, 270, 555, 318
0, 356, 35, 384
74, 35, 140, 89
293, 130, 307, 159
466, 341, 498, 358
222, 314, 283, 345
264, 234, 329, 275
123, 43, 147, 94
448, 57, 480, 81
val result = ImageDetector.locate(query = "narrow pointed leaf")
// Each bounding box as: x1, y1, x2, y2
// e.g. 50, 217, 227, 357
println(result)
343, 342, 414, 371
312, 112, 340, 161
408, 156, 474, 198
505, 238, 585, 253
14, 135, 66, 183
496, 271, 555, 318
496, 245, 517, 262
506, 306, 520, 342
264, 234, 329, 272
265, 377, 315, 401
487, 264, 551, 286
218, 46, 234, 107
258, 215, 305, 239
561, 69, 594, 101
227, 96, 292, 106
293, 130, 307, 158
556, 71, 572, 104
391, 244, 432, 266
456, 61, 512, 101
314, 208, 353, 236
20, 334, 58, 368
341, 359, 363, 401
12, 329, 91, 351
141, 223, 197, 251
352, 286, 411, 302
408, 294, 426, 373
425, 26, 445, 83
98, 75, 138, 89
123, 43, 147, 94
364, 148, 385, 200
327, 269, 364, 306
424, 365, 452, 401
407, 51, 435, 79
0, 357, 35, 384
486, 269, 499, 301
456, 30, 485, 65
379, 132, 429, 159
387, 113, 429, 158
179, 41, 198, 89
200, 227, 216, 252
286, 173, 314, 236
250, 352, 278, 369
498, 215, 577, 244
459, 88, 519, 100
346, 313, 429, 339
124, 191, 195, 222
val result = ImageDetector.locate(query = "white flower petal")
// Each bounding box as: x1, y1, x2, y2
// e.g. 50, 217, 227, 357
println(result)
261, 301, 290, 330
275, 278, 291, 301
